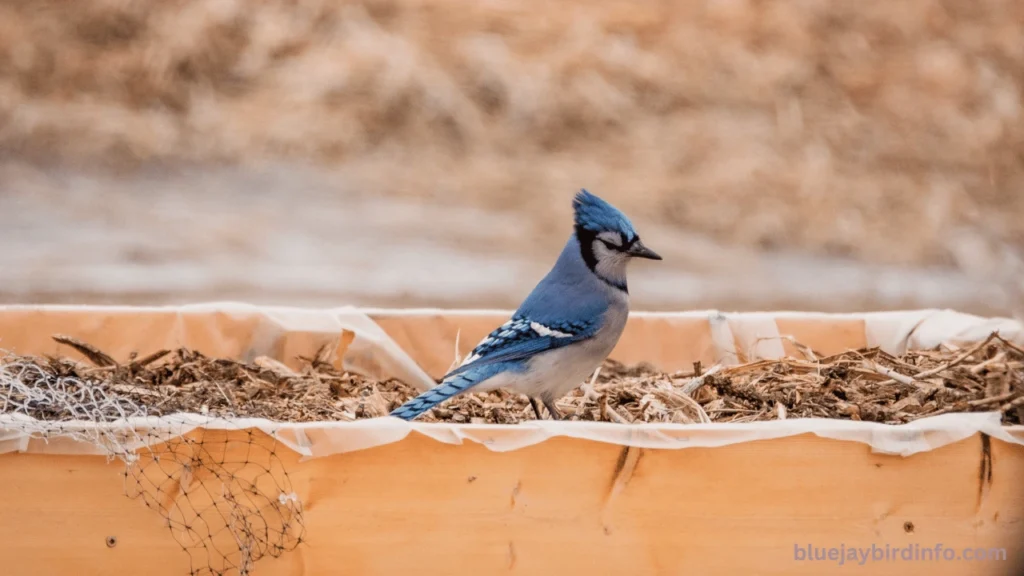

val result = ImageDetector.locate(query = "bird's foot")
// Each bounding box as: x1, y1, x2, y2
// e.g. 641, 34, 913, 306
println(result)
542, 398, 564, 421
527, 397, 564, 420
529, 397, 544, 420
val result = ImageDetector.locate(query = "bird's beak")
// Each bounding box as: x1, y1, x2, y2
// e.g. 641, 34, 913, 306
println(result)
628, 240, 662, 260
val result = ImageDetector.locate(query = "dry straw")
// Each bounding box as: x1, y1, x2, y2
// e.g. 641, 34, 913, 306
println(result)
3, 0, 1023, 268
2, 333, 1022, 426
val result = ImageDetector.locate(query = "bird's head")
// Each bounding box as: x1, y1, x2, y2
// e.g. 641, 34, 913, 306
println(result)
572, 189, 661, 290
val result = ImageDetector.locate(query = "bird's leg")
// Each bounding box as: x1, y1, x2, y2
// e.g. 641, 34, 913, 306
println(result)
528, 397, 544, 420
542, 398, 564, 421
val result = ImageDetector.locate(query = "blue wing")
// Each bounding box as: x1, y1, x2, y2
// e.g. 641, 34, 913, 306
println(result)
444, 313, 597, 379
389, 313, 598, 420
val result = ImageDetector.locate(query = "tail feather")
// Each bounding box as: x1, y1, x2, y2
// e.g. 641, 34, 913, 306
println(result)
390, 362, 509, 420
390, 375, 476, 420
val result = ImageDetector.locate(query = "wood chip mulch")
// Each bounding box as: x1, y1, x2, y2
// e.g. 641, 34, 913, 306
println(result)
1, 334, 1022, 425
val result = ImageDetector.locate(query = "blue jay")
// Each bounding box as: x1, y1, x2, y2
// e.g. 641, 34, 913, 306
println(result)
390, 189, 661, 421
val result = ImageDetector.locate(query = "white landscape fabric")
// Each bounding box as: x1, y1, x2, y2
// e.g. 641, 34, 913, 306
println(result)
0, 303, 1022, 459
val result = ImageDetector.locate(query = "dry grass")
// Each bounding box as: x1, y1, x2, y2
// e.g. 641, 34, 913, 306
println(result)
1, 0, 1022, 267
3, 333, 1023, 425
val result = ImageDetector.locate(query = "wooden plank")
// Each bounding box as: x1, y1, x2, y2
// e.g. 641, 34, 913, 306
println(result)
1, 430, 1021, 575
776, 316, 868, 357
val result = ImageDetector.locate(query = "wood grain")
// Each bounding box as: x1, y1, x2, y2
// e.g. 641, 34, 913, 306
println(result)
1, 430, 1022, 575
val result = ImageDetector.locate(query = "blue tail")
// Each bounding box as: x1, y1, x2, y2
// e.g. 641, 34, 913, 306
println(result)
390, 363, 511, 420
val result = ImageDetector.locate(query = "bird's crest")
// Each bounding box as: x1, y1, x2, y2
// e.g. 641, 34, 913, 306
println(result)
572, 189, 637, 238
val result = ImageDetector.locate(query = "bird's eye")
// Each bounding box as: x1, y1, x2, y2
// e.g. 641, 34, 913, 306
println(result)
599, 239, 618, 250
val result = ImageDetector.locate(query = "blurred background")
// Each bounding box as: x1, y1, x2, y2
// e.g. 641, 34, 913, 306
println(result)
0, 0, 1022, 315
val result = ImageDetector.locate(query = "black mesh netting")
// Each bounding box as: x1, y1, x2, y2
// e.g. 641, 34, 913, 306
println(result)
125, 426, 305, 576
0, 341, 307, 576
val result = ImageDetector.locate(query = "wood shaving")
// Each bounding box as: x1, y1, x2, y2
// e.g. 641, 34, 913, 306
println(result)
1, 334, 1022, 424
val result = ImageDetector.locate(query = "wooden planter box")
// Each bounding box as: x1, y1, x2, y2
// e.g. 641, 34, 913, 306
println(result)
1, 305, 1023, 575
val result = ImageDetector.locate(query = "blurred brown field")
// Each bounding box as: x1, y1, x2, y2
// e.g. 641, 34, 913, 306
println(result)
0, 0, 1022, 313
